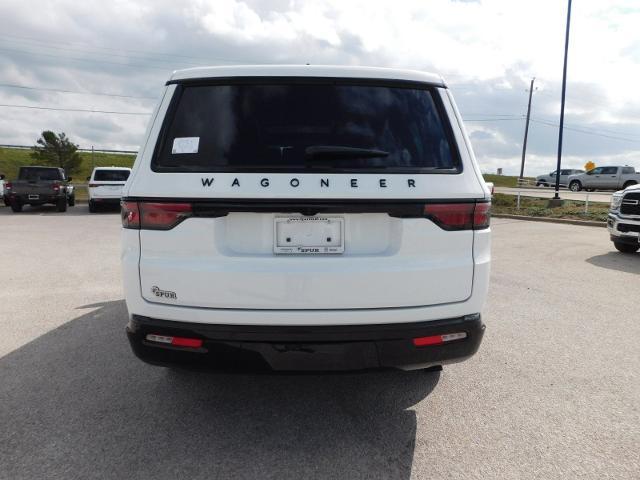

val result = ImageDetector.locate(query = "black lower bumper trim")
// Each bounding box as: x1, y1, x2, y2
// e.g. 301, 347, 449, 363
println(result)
610, 234, 640, 246
126, 314, 485, 372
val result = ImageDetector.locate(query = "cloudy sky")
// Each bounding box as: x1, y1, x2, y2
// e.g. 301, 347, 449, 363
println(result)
0, 0, 638, 176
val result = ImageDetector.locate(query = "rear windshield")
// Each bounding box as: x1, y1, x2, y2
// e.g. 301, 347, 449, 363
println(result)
93, 169, 130, 181
19, 167, 62, 181
153, 82, 460, 173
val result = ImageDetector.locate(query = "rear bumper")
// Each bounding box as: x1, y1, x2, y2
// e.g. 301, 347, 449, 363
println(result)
126, 313, 485, 372
90, 197, 122, 203
12, 193, 63, 204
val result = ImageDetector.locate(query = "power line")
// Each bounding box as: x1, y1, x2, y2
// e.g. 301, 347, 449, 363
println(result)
0, 46, 175, 71
460, 113, 523, 117
530, 116, 640, 141
0, 104, 521, 122
0, 103, 151, 115
0, 83, 156, 100
0, 32, 238, 65
537, 117, 640, 139
463, 117, 524, 122
0, 35, 208, 67
530, 118, 640, 143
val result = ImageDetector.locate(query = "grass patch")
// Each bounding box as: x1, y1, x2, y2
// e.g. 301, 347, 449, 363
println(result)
483, 174, 535, 188
0, 146, 135, 184
492, 193, 609, 222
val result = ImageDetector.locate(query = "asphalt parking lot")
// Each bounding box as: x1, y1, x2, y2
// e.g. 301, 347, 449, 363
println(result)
1, 205, 639, 479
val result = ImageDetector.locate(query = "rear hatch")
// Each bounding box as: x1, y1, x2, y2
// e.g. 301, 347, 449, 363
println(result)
132, 80, 486, 310
90, 169, 130, 198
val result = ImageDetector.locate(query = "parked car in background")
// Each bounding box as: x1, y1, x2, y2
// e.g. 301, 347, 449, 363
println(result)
536, 169, 584, 187
568, 166, 640, 192
122, 65, 491, 374
87, 167, 131, 212
5, 166, 75, 212
485, 181, 494, 196
608, 183, 640, 253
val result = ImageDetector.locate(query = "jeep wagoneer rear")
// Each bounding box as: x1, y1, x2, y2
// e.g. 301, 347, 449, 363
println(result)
121, 65, 490, 372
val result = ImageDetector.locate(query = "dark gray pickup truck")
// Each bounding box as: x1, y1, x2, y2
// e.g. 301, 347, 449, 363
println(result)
5, 166, 75, 212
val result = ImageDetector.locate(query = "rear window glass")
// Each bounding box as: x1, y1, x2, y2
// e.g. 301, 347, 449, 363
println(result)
94, 169, 130, 181
153, 82, 460, 173
19, 168, 62, 181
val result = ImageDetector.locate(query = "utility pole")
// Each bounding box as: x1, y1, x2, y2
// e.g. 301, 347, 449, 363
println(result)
91, 146, 95, 171
518, 77, 535, 180
551, 0, 572, 204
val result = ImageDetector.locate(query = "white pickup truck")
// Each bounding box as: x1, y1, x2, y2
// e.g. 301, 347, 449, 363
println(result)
608, 184, 640, 253
568, 166, 640, 192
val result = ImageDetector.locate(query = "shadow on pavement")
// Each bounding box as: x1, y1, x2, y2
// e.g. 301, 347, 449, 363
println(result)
586, 250, 640, 274
0, 300, 438, 480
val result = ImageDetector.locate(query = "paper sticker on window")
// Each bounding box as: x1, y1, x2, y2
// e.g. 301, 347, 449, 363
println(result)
172, 137, 199, 154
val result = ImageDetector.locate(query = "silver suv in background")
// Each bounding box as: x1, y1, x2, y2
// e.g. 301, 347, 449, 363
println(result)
608, 184, 640, 253
536, 169, 583, 187
568, 166, 640, 192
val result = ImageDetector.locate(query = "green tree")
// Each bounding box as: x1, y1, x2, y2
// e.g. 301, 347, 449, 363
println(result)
31, 131, 82, 175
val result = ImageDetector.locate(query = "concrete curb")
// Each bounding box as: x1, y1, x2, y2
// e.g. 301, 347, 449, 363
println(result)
493, 213, 606, 228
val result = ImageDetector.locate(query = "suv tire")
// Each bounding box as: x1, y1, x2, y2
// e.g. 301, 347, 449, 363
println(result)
536, 181, 548, 187
88, 200, 97, 213
10, 199, 22, 212
614, 241, 639, 253
68, 194, 75, 207
569, 181, 582, 192
56, 197, 68, 212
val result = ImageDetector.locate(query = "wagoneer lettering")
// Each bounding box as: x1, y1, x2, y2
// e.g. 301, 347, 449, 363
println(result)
122, 65, 491, 373
200, 176, 419, 191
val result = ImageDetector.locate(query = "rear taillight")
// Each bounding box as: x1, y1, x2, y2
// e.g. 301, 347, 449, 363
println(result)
121, 201, 192, 230
423, 202, 490, 231
145, 334, 203, 348
4, 182, 11, 190
473, 202, 491, 229
140, 202, 192, 230
121, 201, 140, 229
413, 332, 467, 347
52, 183, 60, 192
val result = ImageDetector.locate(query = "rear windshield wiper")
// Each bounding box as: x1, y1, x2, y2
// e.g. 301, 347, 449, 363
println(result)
305, 145, 389, 160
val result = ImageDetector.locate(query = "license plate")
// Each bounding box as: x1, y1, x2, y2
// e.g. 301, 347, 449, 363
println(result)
274, 217, 344, 254
28, 194, 39, 200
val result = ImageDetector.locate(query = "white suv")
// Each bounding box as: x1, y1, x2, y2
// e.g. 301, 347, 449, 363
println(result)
121, 65, 491, 372
87, 167, 131, 212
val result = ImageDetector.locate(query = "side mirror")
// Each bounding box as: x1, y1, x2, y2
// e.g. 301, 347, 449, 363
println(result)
86, 176, 91, 181
67, 177, 73, 182
0, 174, 5, 180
